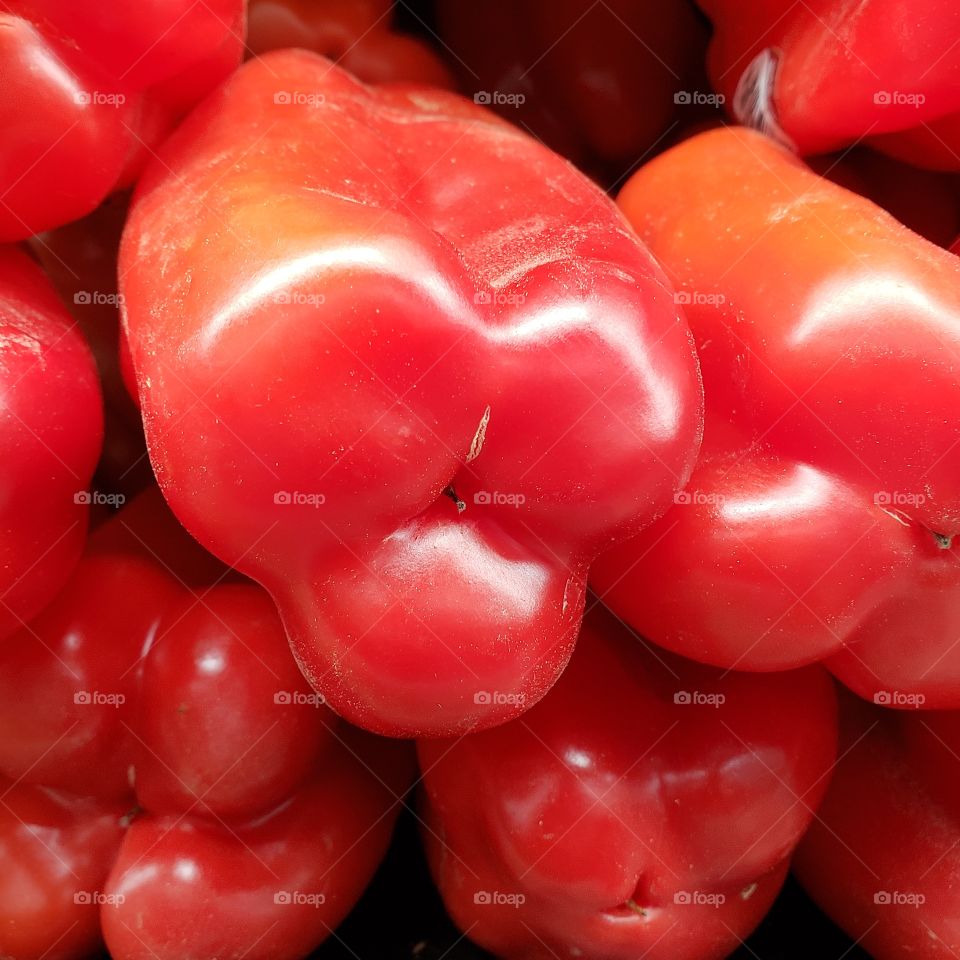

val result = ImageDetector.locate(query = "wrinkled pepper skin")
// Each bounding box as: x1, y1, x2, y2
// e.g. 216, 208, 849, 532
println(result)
418, 606, 838, 960
0, 0, 244, 240
700, 0, 960, 167
592, 127, 960, 706
0, 246, 102, 643
119, 51, 703, 738
247, 0, 455, 88
437, 0, 711, 175
0, 490, 413, 960
794, 695, 960, 958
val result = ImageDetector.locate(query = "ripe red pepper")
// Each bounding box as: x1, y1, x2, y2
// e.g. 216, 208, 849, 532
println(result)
31, 194, 155, 499
436, 0, 711, 175
0, 490, 412, 959
794, 694, 960, 958
808, 148, 960, 248
418, 606, 838, 960
0, 780, 128, 960
0, 1, 244, 240
592, 127, 960, 707
0, 246, 102, 643
870, 111, 960, 173
118, 51, 703, 738
701, 0, 960, 168
247, 0, 455, 89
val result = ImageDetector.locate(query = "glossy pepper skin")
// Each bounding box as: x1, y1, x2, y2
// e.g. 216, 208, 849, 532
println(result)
0, 491, 413, 960
103, 734, 411, 960
418, 606, 838, 960
119, 51, 703, 738
0, 246, 102, 643
247, 0, 454, 88
794, 695, 960, 958
700, 0, 960, 167
436, 0, 711, 175
0, 780, 128, 960
592, 127, 960, 706
0, 0, 244, 240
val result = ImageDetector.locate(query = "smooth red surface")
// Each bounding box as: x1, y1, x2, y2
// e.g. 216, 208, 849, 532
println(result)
119, 51, 703, 737
133, 585, 338, 819
0, 246, 102, 642
594, 127, 960, 705
0, 780, 127, 960
0, 489, 221, 799
0, 1, 244, 239
701, 0, 960, 164
418, 606, 838, 959
103, 732, 410, 960
795, 696, 960, 957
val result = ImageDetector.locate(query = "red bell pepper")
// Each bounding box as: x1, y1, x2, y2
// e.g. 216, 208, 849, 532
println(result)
103, 736, 409, 960
0, 245, 102, 643
592, 126, 960, 707
436, 0, 711, 175
701, 0, 960, 168
31, 194, 154, 499
808, 148, 960, 248
0, 780, 128, 960
0, 490, 413, 959
0, 0, 244, 240
870, 111, 960, 173
247, 0, 455, 89
418, 605, 838, 960
794, 694, 960, 958
118, 51, 704, 738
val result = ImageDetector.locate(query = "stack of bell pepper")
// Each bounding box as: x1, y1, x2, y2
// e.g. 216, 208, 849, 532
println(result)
1, 2, 959, 959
